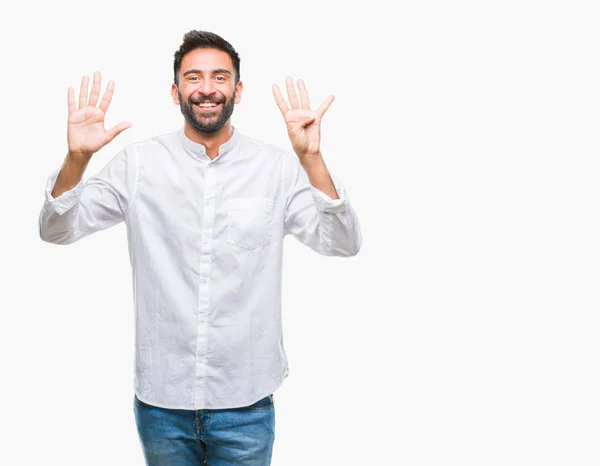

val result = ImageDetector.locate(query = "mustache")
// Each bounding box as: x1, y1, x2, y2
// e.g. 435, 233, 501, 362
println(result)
189, 95, 225, 105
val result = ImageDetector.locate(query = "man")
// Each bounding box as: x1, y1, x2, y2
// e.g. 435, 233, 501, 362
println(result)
39, 30, 361, 465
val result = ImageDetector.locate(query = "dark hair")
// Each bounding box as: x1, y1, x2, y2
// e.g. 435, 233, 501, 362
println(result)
173, 30, 241, 85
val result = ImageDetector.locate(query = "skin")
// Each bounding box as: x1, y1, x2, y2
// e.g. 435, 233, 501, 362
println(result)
171, 48, 243, 158
51, 72, 131, 198
51, 47, 339, 200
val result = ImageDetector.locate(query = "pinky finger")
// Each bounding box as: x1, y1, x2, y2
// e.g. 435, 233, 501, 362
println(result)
67, 87, 76, 116
316, 95, 335, 119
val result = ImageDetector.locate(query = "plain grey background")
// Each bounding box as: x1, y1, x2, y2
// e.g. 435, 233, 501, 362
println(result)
2, 0, 600, 464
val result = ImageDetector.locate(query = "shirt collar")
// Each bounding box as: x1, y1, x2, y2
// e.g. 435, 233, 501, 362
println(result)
179, 126, 241, 160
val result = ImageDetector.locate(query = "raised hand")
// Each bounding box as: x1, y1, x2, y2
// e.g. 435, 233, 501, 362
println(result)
272, 77, 334, 162
67, 71, 131, 160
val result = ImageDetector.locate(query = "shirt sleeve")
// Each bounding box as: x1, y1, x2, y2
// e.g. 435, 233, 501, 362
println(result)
281, 151, 362, 256
39, 148, 138, 245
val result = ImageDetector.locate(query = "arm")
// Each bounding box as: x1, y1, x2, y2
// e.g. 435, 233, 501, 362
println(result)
39, 71, 132, 244
39, 148, 136, 244
274, 76, 362, 256
51, 152, 90, 198
282, 151, 361, 256
302, 155, 339, 200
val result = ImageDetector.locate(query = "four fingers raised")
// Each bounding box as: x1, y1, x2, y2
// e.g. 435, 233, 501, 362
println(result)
68, 72, 117, 114
272, 77, 334, 120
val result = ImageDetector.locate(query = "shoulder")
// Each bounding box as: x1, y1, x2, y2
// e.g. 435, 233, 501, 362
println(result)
122, 130, 181, 156
238, 133, 290, 161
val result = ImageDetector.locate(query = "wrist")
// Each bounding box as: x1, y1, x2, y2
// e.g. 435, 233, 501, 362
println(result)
67, 151, 93, 166
299, 152, 325, 169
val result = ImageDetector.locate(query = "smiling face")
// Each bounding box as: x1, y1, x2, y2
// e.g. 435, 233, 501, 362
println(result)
171, 48, 243, 135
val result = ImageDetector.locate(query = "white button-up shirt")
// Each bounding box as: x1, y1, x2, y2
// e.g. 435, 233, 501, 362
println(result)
39, 127, 362, 409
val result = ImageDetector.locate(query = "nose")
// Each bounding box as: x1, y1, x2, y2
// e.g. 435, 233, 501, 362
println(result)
198, 78, 215, 96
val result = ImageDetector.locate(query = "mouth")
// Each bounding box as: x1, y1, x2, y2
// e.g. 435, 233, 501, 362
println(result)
193, 102, 221, 112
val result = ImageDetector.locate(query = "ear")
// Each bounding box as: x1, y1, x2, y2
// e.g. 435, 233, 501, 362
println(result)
234, 80, 243, 104
171, 83, 180, 105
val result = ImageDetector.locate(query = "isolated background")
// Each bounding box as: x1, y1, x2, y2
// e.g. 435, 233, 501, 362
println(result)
2, 0, 600, 464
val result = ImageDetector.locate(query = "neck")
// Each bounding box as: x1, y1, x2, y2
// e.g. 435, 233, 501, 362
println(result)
184, 121, 233, 159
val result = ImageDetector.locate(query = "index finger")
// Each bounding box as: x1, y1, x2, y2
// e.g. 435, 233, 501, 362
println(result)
272, 84, 289, 116
98, 80, 115, 113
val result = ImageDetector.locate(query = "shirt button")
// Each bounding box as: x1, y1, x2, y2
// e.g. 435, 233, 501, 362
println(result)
200, 277, 207, 283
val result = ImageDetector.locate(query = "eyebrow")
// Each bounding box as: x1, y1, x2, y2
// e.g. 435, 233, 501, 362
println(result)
183, 68, 232, 77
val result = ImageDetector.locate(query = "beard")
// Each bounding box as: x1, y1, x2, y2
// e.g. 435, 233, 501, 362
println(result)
178, 89, 236, 134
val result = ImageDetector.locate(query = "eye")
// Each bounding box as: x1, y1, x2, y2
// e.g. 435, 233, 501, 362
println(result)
189, 76, 199, 82
215, 76, 226, 82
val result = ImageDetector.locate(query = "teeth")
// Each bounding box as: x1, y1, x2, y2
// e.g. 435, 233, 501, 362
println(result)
197, 103, 217, 107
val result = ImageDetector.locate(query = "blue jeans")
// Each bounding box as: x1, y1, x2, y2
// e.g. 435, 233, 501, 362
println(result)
134, 394, 275, 466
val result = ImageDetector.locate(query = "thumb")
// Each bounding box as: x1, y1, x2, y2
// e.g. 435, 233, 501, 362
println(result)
298, 114, 317, 127
289, 114, 316, 133
106, 121, 132, 142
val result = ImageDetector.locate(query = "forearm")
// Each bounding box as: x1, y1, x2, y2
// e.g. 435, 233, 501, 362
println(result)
300, 154, 339, 200
51, 153, 92, 198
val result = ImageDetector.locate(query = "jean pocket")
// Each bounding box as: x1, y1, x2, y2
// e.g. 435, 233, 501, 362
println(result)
134, 395, 154, 409
226, 197, 274, 250
240, 394, 274, 411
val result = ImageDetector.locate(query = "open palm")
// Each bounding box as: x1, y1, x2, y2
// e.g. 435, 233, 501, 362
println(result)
67, 72, 131, 158
272, 77, 334, 160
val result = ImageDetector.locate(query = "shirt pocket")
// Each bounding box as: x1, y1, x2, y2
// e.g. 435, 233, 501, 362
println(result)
226, 197, 274, 250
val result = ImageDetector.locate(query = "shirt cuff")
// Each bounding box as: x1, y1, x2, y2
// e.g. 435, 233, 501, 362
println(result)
44, 168, 84, 215
310, 173, 349, 213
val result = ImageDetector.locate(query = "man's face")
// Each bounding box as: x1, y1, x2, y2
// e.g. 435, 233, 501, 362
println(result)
172, 48, 242, 134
